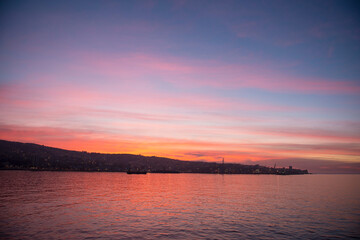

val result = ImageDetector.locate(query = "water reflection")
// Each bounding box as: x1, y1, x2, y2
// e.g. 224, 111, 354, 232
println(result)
0, 171, 359, 239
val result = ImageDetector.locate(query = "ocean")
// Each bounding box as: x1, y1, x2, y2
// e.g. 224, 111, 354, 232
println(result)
0, 171, 359, 239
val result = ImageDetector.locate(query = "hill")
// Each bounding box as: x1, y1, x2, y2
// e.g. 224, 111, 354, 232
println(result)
0, 140, 308, 174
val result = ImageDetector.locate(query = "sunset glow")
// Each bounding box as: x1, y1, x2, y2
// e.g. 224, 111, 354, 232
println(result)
1, 1, 359, 173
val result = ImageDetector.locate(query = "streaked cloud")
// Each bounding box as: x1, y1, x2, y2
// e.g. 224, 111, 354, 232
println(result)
0, 1, 359, 172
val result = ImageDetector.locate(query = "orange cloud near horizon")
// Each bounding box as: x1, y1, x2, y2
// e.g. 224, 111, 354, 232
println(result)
1, 124, 359, 167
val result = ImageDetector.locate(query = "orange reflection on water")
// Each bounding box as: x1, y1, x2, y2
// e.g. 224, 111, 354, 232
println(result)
1, 171, 360, 239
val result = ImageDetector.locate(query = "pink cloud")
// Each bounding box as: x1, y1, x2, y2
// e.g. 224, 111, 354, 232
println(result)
254, 126, 360, 142
73, 52, 360, 94
0, 76, 302, 117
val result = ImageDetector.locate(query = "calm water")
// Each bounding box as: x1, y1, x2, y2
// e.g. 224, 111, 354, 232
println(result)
0, 171, 359, 239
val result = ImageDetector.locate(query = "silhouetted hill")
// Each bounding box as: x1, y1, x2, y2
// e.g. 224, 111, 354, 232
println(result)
0, 140, 308, 174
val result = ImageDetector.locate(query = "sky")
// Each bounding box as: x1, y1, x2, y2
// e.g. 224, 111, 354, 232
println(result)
0, 0, 359, 173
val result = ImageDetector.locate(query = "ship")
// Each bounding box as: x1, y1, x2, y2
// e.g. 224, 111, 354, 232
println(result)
126, 170, 147, 174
